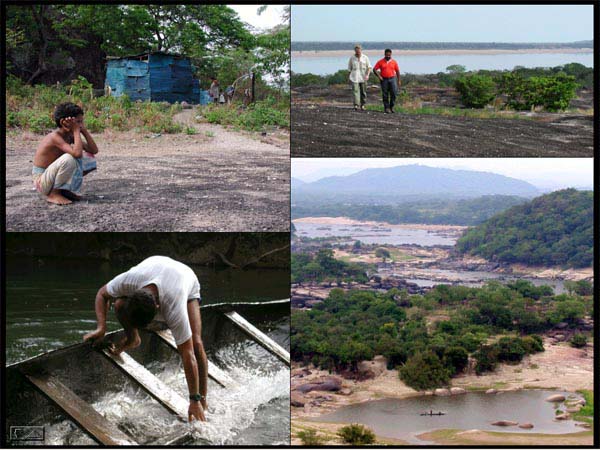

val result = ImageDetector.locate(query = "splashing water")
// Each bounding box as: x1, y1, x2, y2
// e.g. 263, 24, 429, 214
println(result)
38, 340, 289, 445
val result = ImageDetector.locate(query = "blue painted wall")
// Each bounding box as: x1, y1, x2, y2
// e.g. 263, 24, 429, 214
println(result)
106, 53, 203, 104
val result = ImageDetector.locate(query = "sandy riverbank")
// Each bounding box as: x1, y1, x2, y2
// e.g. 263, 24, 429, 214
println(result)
292, 48, 594, 58
417, 428, 593, 446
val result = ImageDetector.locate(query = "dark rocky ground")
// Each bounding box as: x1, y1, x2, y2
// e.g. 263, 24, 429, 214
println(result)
291, 85, 594, 157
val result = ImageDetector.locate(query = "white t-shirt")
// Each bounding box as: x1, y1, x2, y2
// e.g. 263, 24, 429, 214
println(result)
348, 54, 372, 83
106, 256, 201, 345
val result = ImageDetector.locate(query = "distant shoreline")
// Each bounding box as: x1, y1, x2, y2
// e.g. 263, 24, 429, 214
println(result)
292, 48, 594, 58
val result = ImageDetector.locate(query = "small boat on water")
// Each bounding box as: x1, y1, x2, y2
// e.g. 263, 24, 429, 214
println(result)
420, 411, 447, 416
5, 299, 290, 446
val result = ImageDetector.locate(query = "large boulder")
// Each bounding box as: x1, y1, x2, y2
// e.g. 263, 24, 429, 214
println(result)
295, 377, 343, 393
357, 356, 387, 379
546, 394, 566, 403
485, 389, 498, 395
555, 413, 571, 420
434, 388, 451, 396
519, 423, 534, 429
450, 387, 466, 395
291, 393, 305, 407
492, 420, 519, 427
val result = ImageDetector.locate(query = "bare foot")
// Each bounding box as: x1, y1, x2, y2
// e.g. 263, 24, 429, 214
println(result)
46, 189, 72, 205
60, 190, 83, 201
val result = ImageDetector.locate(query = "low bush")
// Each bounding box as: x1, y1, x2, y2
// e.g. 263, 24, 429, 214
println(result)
297, 429, 325, 446
202, 96, 289, 131
570, 334, 587, 348
337, 424, 376, 445
454, 74, 496, 108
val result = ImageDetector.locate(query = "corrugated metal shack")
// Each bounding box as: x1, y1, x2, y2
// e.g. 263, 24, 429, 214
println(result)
105, 52, 203, 104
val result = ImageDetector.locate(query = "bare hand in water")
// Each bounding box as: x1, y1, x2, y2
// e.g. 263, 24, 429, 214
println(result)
83, 327, 105, 345
188, 401, 206, 422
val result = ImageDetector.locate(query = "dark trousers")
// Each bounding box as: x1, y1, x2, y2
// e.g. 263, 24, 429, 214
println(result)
380, 77, 398, 109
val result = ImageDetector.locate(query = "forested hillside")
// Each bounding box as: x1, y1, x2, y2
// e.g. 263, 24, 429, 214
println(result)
292, 195, 528, 226
456, 189, 593, 267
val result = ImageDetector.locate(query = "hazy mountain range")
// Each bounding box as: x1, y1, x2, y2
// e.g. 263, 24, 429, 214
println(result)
292, 165, 540, 202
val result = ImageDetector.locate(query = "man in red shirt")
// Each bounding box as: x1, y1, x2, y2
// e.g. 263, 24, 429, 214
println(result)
373, 49, 401, 113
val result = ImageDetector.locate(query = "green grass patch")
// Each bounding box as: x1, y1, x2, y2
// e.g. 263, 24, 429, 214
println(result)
6, 75, 184, 134
573, 389, 594, 425
388, 248, 416, 261
202, 96, 289, 131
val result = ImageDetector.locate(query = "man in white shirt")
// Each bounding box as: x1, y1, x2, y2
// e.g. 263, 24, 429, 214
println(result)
83, 256, 207, 422
347, 44, 372, 111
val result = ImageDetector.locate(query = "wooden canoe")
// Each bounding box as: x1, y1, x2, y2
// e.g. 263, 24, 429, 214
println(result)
4, 299, 289, 446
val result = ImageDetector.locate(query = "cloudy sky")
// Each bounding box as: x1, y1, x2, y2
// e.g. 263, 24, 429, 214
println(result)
292, 5, 593, 43
230, 5, 286, 32
291, 158, 594, 190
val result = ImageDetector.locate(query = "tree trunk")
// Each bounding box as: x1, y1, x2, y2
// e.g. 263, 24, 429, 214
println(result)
27, 5, 49, 85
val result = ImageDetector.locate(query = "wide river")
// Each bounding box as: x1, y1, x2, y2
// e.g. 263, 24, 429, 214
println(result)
316, 390, 586, 444
293, 220, 460, 246
5, 257, 290, 445
294, 219, 567, 293
292, 51, 593, 75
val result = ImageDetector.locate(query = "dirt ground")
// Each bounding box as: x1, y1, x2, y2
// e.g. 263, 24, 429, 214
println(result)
6, 112, 290, 232
291, 85, 594, 157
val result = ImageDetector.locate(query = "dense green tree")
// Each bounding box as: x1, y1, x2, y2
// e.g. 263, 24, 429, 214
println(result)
399, 351, 451, 390
443, 346, 469, 375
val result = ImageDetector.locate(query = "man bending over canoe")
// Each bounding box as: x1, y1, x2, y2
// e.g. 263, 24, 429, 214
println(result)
83, 256, 208, 422
32, 102, 98, 205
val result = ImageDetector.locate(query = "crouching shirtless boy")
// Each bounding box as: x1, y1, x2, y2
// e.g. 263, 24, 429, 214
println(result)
32, 102, 99, 205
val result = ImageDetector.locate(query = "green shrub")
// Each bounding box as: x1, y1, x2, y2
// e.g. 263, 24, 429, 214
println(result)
570, 334, 587, 348
454, 74, 496, 108
399, 351, 451, 390
499, 72, 577, 111
496, 337, 526, 363
84, 115, 104, 133
474, 344, 499, 375
522, 335, 545, 353
443, 346, 469, 375
337, 424, 376, 445
29, 113, 54, 134
297, 429, 325, 446
327, 69, 350, 85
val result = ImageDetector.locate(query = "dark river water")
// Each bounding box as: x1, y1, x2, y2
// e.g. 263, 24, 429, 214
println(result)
5, 256, 290, 445
292, 52, 594, 75
316, 390, 585, 444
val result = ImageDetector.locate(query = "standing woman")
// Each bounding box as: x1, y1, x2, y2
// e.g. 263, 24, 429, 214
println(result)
347, 44, 372, 111
209, 77, 220, 104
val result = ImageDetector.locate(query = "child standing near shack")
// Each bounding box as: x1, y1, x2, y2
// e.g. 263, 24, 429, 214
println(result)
32, 102, 99, 205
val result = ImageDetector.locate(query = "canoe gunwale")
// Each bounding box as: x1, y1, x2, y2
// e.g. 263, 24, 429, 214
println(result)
7, 299, 290, 369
